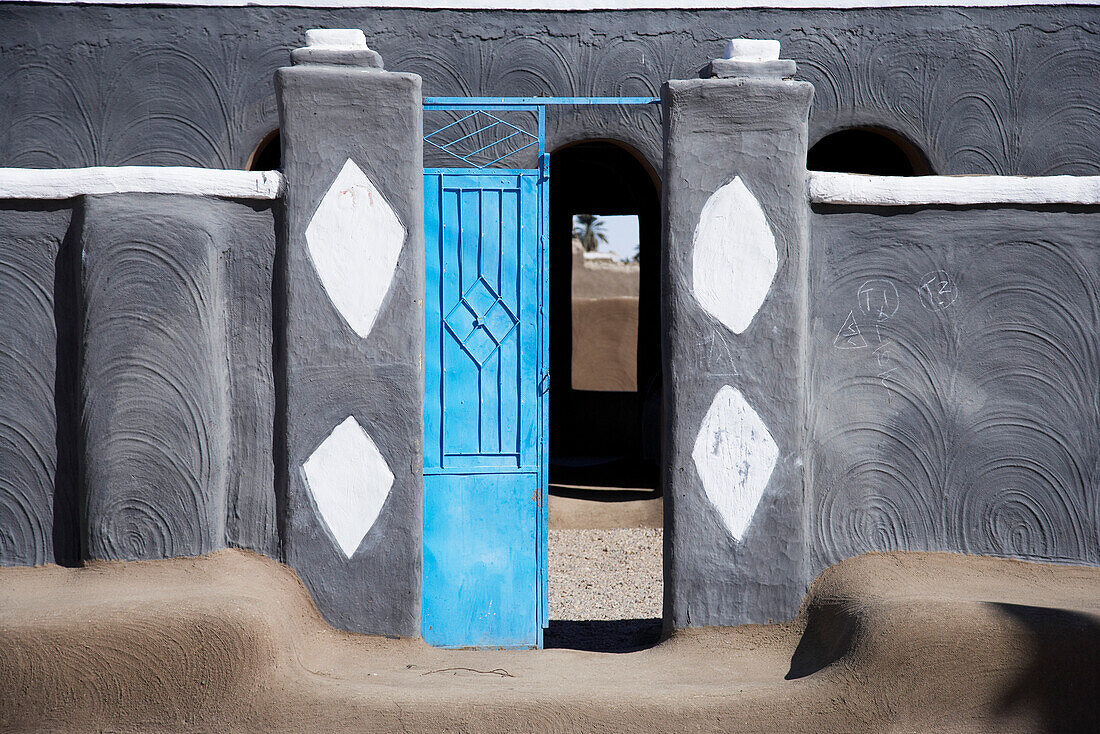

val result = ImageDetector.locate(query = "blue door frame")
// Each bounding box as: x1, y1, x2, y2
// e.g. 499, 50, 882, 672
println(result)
421, 97, 658, 649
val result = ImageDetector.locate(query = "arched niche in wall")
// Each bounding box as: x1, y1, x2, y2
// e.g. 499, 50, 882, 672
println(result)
808, 126, 934, 176
548, 138, 661, 492
247, 129, 281, 171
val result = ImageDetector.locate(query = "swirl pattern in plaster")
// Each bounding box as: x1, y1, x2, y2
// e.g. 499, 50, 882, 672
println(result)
305, 159, 405, 339
302, 416, 394, 559
809, 215, 1100, 572
0, 220, 57, 566
692, 385, 779, 542
692, 177, 777, 334
788, 28, 1100, 175
81, 217, 230, 562
3, 14, 1099, 175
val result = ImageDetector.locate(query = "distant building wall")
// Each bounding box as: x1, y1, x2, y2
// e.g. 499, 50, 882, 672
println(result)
571, 240, 641, 392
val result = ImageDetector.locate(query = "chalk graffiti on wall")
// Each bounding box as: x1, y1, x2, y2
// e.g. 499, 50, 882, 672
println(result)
811, 212, 1100, 574
833, 271, 959, 387
918, 269, 958, 310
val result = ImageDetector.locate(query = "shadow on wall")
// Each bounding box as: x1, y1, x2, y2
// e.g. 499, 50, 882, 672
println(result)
53, 202, 82, 566
784, 598, 1100, 732
784, 599, 858, 681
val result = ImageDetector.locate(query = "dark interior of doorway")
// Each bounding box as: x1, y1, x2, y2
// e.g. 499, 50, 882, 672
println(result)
249, 129, 281, 171
544, 139, 662, 653
807, 126, 933, 176
547, 140, 661, 493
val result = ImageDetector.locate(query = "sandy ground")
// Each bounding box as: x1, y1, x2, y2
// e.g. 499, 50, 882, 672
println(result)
2, 549, 1098, 733
549, 527, 662, 620
548, 493, 661, 529
547, 526, 663, 652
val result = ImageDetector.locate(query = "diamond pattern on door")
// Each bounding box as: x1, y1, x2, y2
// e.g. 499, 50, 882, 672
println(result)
443, 276, 519, 366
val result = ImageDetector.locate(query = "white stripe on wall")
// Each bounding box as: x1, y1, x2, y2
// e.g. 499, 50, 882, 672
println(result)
809, 171, 1100, 207
0, 167, 284, 200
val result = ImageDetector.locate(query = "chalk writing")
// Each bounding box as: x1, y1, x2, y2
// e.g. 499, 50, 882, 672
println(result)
833, 278, 901, 388
858, 279, 899, 322
872, 340, 897, 388
918, 270, 958, 310
834, 310, 868, 349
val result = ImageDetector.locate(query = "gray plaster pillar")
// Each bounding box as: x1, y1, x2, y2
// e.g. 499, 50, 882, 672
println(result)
662, 40, 813, 627
276, 30, 424, 637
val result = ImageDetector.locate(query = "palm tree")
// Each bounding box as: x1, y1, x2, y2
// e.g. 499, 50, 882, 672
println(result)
572, 214, 608, 252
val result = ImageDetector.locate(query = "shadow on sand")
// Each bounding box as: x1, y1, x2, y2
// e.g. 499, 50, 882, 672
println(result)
989, 602, 1100, 733
544, 618, 662, 653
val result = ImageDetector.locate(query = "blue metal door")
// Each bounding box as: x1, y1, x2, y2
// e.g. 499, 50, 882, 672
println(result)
422, 102, 549, 648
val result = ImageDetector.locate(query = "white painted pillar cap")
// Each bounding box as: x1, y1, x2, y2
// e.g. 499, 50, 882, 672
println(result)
305, 29, 368, 49
724, 39, 782, 62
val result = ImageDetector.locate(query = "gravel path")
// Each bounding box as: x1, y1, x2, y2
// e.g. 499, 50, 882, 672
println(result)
549, 528, 662, 621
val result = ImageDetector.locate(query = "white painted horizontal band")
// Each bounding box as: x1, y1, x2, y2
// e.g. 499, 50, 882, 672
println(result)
0, 167, 284, 200
808, 171, 1100, 207
10, 0, 1096, 8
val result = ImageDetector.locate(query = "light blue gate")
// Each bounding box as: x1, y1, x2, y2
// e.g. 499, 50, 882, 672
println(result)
422, 99, 549, 648
421, 96, 659, 649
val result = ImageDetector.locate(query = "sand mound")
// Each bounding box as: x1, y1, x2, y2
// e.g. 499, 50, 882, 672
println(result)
787, 553, 1100, 732
1, 550, 1097, 733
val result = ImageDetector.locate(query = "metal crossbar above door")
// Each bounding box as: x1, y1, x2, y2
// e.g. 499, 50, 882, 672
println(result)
425, 96, 661, 105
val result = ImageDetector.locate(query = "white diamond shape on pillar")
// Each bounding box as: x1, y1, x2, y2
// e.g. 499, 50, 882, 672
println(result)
692, 385, 779, 542
692, 176, 778, 334
302, 416, 395, 558
305, 158, 406, 339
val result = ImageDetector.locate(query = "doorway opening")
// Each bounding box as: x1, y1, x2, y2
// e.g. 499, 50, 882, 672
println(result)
808, 126, 933, 176
545, 139, 663, 652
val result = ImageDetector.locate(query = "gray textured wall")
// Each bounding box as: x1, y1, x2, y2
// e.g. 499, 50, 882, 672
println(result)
81, 195, 231, 559
2, 5, 1100, 175
809, 205, 1100, 571
80, 195, 276, 561
0, 194, 277, 567
3, 5, 1100, 635
0, 203, 73, 566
